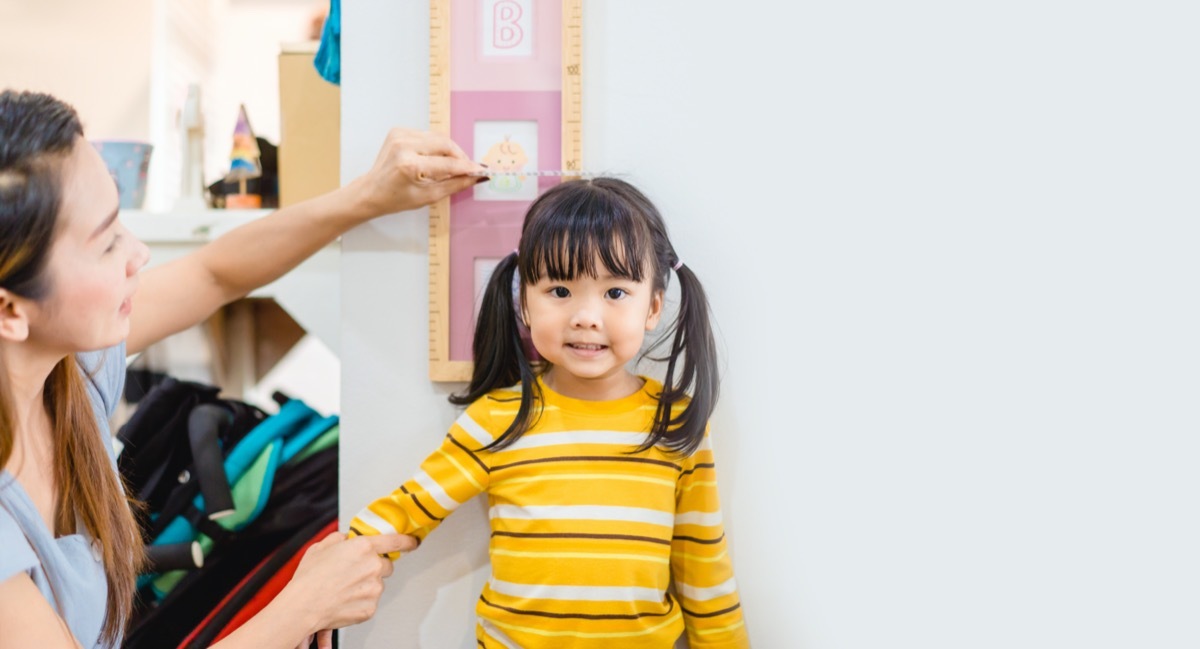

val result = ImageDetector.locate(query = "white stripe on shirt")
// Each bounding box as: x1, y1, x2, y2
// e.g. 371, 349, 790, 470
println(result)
354, 507, 399, 535
412, 469, 459, 511
478, 618, 520, 649
674, 510, 723, 527
489, 578, 665, 603
501, 430, 651, 452
456, 412, 494, 446
490, 504, 674, 528
675, 577, 738, 602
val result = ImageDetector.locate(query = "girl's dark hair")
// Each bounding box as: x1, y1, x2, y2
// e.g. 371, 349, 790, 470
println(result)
451, 177, 719, 457
0, 89, 143, 645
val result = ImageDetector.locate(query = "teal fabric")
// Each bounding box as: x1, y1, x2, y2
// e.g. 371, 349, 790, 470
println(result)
286, 425, 339, 466
314, 0, 341, 85
281, 414, 339, 463
151, 399, 319, 548
142, 402, 338, 600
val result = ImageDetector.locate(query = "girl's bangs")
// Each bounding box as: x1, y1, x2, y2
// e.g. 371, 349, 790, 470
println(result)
521, 186, 651, 284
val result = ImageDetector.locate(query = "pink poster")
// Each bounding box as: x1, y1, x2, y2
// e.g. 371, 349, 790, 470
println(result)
430, 0, 579, 375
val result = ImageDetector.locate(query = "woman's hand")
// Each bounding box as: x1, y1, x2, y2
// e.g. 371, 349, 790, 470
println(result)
278, 532, 418, 647
350, 128, 484, 218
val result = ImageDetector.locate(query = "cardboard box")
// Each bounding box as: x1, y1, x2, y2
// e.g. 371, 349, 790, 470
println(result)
278, 41, 339, 207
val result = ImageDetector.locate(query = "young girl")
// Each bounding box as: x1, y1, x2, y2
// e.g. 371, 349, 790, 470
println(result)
350, 178, 748, 648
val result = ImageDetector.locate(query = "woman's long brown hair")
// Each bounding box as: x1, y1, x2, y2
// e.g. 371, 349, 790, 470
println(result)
0, 89, 142, 645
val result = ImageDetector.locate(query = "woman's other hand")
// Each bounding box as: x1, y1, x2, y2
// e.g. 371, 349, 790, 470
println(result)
280, 531, 418, 644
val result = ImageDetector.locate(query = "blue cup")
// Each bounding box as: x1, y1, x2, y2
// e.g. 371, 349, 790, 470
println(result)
91, 140, 153, 209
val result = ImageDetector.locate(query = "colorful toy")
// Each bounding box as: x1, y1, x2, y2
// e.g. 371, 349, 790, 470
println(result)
224, 104, 262, 209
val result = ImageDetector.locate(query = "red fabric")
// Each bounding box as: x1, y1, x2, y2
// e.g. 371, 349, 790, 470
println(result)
212, 521, 337, 644
175, 521, 337, 647
177, 552, 277, 647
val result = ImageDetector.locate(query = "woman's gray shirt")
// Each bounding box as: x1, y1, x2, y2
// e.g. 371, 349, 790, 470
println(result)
0, 342, 126, 648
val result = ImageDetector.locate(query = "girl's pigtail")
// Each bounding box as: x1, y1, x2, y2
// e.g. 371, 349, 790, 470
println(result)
645, 262, 719, 457
449, 252, 539, 450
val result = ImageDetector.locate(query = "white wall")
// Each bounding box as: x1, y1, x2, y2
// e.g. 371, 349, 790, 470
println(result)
203, 0, 322, 186
340, 2, 492, 646
340, 2, 1200, 648
149, 0, 322, 211
0, 0, 154, 140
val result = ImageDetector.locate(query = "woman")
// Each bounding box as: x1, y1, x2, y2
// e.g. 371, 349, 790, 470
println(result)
0, 90, 482, 648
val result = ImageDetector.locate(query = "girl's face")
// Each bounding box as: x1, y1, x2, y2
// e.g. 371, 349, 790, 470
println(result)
522, 256, 663, 401
24, 139, 149, 354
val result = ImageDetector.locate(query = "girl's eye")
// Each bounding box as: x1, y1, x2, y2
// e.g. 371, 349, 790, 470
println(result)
552, 287, 570, 298
606, 288, 627, 299
105, 234, 121, 253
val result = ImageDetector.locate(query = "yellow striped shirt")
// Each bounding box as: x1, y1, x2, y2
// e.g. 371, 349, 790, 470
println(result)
350, 376, 748, 648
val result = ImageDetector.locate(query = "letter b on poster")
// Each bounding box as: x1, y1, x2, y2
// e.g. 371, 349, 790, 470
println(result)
483, 0, 534, 57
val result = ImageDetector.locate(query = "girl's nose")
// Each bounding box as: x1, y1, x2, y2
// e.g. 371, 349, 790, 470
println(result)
569, 303, 601, 329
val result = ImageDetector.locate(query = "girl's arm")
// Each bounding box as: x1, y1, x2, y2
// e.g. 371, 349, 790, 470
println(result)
127, 129, 483, 355
0, 574, 82, 649
207, 532, 416, 649
347, 407, 494, 553
671, 430, 751, 648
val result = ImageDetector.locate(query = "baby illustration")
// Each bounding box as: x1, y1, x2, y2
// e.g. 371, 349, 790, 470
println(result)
481, 136, 528, 192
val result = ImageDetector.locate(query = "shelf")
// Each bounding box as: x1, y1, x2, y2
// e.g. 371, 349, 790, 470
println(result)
122, 208, 274, 243
124, 208, 342, 355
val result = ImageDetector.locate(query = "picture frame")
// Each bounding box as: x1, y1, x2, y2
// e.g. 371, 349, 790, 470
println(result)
428, 0, 582, 381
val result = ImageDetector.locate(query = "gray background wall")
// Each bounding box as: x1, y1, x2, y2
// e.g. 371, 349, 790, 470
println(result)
339, 2, 1199, 647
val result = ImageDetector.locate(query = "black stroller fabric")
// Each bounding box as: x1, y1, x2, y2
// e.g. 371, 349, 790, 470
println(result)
117, 378, 339, 649
123, 447, 338, 648
118, 377, 266, 524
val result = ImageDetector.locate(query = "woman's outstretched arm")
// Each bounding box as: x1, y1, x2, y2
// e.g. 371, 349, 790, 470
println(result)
127, 129, 482, 355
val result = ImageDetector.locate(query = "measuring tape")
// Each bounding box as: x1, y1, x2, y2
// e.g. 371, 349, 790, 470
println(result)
470, 170, 614, 178
428, 0, 584, 382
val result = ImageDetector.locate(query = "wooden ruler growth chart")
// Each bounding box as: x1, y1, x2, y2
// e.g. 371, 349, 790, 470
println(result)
428, 0, 583, 381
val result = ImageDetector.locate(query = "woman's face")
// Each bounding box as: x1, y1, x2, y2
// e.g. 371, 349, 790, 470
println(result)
25, 138, 149, 353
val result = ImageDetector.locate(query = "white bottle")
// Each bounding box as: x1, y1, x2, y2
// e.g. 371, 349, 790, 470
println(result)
175, 84, 208, 212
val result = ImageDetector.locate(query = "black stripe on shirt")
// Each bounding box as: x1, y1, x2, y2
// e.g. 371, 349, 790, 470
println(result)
449, 433, 491, 474
400, 485, 443, 522
492, 455, 680, 473
486, 393, 523, 403
492, 530, 671, 546
679, 462, 716, 478
681, 602, 742, 619
672, 532, 725, 545
479, 595, 675, 620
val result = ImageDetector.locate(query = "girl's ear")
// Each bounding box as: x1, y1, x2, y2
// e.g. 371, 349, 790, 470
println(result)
0, 289, 31, 342
645, 290, 664, 331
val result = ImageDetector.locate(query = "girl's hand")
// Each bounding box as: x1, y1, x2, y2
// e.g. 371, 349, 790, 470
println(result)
282, 531, 419, 637
350, 128, 484, 218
